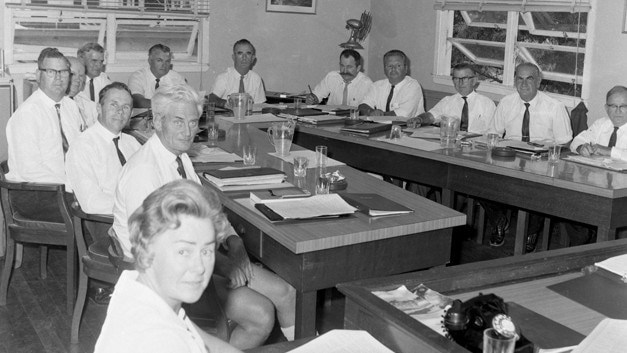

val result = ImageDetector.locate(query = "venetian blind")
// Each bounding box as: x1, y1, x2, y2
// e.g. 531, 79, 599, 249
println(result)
434, 0, 591, 12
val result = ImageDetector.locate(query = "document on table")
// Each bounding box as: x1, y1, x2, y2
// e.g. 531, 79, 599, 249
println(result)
562, 155, 627, 172
374, 135, 442, 151
287, 329, 394, 353
595, 253, 627, 281
256, 194, 357, 220
218, 113, 286, 124
269, 150, 345, 168
188, 144, 242, 163
571, 318, 627, 353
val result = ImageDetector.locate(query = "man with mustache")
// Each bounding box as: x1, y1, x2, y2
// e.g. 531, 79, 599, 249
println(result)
128, 44, 187, 108
209, 39, 266, 108
358, 49, 424, 118
305, 49, 373, 107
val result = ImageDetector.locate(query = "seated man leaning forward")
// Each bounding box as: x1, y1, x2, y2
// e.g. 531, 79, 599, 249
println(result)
66, 82, 141, 215
95, 179, 242, 353
571, 85, 627, 160
112, 83, 296, 349
305, 49, 373, 107
128, 44, 187, 108
408, 63, 495, 134
358, 49, 424, 119
208, 39, 266, 108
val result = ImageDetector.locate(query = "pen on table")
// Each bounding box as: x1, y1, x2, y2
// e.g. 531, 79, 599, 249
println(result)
308, 85, 313, 95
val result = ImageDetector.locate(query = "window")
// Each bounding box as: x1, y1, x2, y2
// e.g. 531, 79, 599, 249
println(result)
433, 0, 593, 105
4, 0, 209, 70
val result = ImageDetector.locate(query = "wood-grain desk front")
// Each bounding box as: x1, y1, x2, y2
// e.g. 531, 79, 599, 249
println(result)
196, 121, 466, 338
337, 238, 627, 352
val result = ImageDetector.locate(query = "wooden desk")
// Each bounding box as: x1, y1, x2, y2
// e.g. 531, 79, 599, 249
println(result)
337, 238, 627, 352
292, 124, 627, 251
196, 121, 466, 338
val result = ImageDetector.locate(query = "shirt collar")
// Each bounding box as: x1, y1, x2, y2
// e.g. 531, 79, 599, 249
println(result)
93, 121, 121, 139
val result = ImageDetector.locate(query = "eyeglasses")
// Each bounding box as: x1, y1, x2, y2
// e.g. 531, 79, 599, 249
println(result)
607, 104, 627, 113
452, 76, 475, 84
39, 68, 70, 78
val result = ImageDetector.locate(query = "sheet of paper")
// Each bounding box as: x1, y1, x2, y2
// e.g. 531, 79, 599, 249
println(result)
571, 318, 627, 353
288, 330, 394, 353
268, 150, 345, 168
562, 155, 627, 172
218, 113, 287, 124
372, 284, 453, 336
595, 253, 627, 278
263, 194, 356, 219
410, 126, 441, 139
188, 144, 242, 163
374, 135, 443, 151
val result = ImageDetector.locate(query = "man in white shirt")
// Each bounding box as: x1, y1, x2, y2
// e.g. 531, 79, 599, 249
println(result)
77, 43, 111, 103
305, 49, 373, 107
486, 63, 573, 251
6, 47, 83, 220
66, 82, 141, 215
112, 84, 295, 349
128, 44, 187, 108
209, 39, 266, 107
571, 85, 627, 160
67, 56, 98, 129
408, 63, 495, 134
358, 49, 424, 119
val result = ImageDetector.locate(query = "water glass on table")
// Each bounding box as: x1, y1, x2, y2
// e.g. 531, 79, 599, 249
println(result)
316, 174, 331, 195
293, 156, 309, 177
242, 145, 257, 166
315, 145, 327, 167
548, 144, 561, 163
483, 328, 515, 353
389, 125, 403, 140
208, 122, 220, 141
293, 97, 303, 113
440, 116, 459, 147
487, 133, 499, 150
349, 109, 360, 121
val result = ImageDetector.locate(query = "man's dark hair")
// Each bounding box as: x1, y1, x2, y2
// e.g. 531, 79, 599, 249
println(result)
149, 44, 171, 56
340, 49, 362, 67
383, 49, 407, 66
77, 42, 105, 58
38, 47, 69, 69
99, 82, 132, 104
233, 39, 256, 55
452, 63, 476, 75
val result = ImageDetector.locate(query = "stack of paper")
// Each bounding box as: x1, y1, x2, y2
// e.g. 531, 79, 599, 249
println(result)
595, 254, 627, 281
253, 194, 357, 221
188, 144, 242, 163
203, 167, 286, 189
287, 330, 393, 353
250, 187, 310, 203
340, 193, 413, 217
571, 318, 627, 353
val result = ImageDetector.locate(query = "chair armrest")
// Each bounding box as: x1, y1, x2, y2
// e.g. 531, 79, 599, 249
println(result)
0, 179, 64, 192
83, 213, 114, 224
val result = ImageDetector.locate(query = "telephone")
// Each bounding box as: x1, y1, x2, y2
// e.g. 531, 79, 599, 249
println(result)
442, 293, 534, 353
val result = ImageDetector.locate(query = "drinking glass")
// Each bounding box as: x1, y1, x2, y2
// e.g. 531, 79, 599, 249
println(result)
390, 125, 402, 140
548, 144, 561, 163
483, 328, 515, 353
440, 116, 460, 147
316, 174, 331, 195
208, 122, 220, 141
293, 156, 309, 177
487, 133, 499, 150
349, 109, 359, 120
315, 145, 328, 168
293, 98, 303, 113
242, 145, 257, 166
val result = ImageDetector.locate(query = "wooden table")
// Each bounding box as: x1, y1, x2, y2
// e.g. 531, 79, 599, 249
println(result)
337, 238, 627, 352
195, 120, 466, 338
292, 124, 627, 252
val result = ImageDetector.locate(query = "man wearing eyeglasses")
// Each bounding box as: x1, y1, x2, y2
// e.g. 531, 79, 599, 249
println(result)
5, 47, 84, 220
571, 86, 627, 160
408, 63, 495, 133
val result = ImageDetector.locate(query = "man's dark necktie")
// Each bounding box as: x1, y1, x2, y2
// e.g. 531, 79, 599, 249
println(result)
176, 156, 187, 179
385, 85, 395, 112
609, 126, 619, 147
342, 81, 349, 106
54, 103, 69, 154
89, 78, 95, 101
460, 96, 469, 132
113, 137, 126, 166
155, 78, 160, 89
239, 75, 245, 94
522, 102, 530, 142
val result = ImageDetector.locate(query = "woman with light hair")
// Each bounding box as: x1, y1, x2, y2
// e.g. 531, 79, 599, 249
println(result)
95, 180, 241, 353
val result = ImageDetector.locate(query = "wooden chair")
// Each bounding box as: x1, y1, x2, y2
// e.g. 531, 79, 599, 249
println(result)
0, 161, 76, 314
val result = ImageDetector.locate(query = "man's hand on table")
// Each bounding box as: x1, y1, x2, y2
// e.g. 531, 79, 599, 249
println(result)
577, 143, 611, 157
305, 94, 319, 105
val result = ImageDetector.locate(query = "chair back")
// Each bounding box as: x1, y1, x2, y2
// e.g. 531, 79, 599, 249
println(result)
107, 227, 135, 273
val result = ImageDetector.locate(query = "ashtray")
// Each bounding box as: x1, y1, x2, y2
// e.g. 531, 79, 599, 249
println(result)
491, 147, 516, 158
330, 179, 348, 191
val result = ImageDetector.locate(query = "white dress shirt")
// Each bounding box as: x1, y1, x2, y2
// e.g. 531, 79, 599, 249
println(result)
6, 89, 84, 183
94, 270, 208, 353
491, 91, 573, 144
211, 67, 266, 103
429, 91, 496, 135
312, 71, 373, 107
360, 76, 424, 119
66, 121, 141, 214
74, 91, 99, 129
128, 67, 187, 100
570, 117, 627, 161
81, 72, 111, 102
112, 134, 236, 257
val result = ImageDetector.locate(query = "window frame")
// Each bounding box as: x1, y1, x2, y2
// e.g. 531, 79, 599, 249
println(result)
433, 2, 595, 107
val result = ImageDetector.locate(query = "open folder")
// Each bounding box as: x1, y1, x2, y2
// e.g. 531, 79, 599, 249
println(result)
253, 194, 357, 222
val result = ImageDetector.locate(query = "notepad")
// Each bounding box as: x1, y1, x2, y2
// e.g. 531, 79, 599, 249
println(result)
340, 122, 392, 135
250, 187, 310, 203
253, 194, 357, 221
203, 167, 286, 189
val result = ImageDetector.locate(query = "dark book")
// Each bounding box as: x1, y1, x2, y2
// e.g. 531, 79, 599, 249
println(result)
250, 187, 311, 203
340, 122, 392, 135
339, 193, 413, 216
298, 115, 347, 125
282, 108, 328, 117
204, 167, 284, 179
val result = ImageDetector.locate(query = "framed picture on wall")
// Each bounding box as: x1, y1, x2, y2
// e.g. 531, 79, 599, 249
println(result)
266, 0, 316, 14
